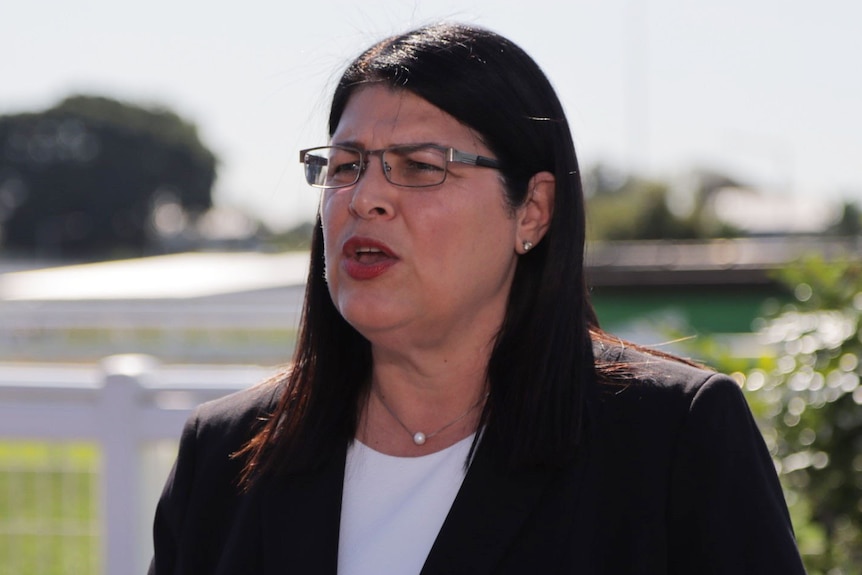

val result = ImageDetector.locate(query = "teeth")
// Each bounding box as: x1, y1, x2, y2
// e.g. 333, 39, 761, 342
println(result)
356, 247, 382, 254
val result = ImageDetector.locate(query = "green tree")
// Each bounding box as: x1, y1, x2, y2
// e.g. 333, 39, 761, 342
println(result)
827, 201, 862, 236
703, 256, 862, 573
0, 95, 217, 257
583, 165, 741, 241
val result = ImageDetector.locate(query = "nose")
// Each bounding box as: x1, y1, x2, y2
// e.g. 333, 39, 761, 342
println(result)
348, 154, 395, 219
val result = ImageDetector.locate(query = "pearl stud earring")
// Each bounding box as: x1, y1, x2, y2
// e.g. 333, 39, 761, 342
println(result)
522, 241, 533, 251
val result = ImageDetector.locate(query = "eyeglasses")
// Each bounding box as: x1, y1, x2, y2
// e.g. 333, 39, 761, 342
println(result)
299, 144, 501, 189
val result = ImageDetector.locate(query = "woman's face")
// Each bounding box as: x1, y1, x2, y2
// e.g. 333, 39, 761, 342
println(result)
321, 86, 524, 350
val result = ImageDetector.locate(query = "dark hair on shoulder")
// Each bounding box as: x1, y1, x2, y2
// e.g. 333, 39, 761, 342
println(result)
238, 22, 614, 484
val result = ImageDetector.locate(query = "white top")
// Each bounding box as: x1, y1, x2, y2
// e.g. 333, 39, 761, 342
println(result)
337, 434, 476, 575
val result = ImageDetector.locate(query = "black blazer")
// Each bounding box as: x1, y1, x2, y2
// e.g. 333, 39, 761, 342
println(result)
149, 342, 806, 574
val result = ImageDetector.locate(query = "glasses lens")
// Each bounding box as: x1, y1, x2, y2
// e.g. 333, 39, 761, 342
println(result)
303, 146, 361, 188
384, 146, 448, 187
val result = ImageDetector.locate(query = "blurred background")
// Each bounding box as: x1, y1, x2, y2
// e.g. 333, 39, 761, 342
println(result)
1, 1, 861, 573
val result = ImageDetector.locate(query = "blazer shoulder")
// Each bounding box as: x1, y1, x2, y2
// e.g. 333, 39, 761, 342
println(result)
594, 338, 725, 397
195, 378, 281, 422
186, 376, 283, 450
150, 375, 284, 574
590, 337, 751, 433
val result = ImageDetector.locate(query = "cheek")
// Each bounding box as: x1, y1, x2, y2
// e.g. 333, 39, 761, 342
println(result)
321, 191, 347, 242
427, 200, 516, 271
320, 194, 345, 285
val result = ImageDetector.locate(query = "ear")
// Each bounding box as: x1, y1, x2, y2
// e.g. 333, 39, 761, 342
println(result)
515, 171, 555, 254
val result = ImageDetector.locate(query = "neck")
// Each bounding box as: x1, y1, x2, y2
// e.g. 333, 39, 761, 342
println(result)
357, 344, 491, 456
373, 384, 488, 446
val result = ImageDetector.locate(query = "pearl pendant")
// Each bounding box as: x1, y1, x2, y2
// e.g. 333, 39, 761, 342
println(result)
412, 432, 427, 445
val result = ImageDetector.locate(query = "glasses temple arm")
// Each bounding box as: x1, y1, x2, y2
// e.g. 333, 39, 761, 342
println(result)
449, 149, 501, 169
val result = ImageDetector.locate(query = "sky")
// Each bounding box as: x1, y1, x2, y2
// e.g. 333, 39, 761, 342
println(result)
4, 0, 861, 231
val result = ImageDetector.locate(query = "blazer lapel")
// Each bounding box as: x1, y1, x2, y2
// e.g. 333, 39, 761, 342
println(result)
259, 443, 348, 575
421, 442, 556, 575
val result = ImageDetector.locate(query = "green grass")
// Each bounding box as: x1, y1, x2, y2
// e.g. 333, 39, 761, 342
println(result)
1, 327, 297, 364
0, 442, 101, 575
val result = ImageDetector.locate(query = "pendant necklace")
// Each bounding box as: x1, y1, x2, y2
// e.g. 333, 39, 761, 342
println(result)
373, 386, 489, 446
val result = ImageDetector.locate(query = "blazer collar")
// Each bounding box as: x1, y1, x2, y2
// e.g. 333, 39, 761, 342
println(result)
259, 442, 348, 575
255, 437, 561, 575
421, 441, 558, 575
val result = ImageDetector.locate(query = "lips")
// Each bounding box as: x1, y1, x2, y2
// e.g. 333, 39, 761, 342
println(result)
342, 236, 398, 280
354, 246, 390, 264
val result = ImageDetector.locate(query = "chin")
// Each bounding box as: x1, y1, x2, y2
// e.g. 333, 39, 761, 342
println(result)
339, 302, 406, 338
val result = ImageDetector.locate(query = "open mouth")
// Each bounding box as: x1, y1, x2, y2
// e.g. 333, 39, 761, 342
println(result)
342, 237, 398, 280
341, 238, 398, 280
354, 246, 391, 264
344, 237, 396, 262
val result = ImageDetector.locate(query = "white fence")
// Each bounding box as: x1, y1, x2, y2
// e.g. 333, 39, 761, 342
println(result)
0, 355, 274, 574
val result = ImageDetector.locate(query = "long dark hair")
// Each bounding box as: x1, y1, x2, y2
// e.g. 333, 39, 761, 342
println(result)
238, 22, 598, 484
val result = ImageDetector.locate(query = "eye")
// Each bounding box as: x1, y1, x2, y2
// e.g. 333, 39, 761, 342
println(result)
404, 159, 444, 172
399, 148, 445, 173
332, 160, 361, 174
327, 148, 363, 183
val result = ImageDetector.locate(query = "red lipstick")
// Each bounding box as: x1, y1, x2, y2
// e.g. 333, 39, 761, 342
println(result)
341, 237, 398, 280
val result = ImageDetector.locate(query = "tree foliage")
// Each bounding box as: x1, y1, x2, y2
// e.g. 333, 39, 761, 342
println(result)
583, 164, 741, 241
0, 95, 217, 257
702, 256, 862, 573
828, 201, 862, 236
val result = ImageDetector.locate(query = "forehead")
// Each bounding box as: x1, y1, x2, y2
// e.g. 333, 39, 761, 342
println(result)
331, 86, 481, 149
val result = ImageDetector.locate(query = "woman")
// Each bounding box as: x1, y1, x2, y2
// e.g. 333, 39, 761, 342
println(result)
150, 23, 806, 574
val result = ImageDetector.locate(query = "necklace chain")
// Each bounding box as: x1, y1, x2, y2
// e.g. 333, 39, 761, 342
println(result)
373, 386, 489, 445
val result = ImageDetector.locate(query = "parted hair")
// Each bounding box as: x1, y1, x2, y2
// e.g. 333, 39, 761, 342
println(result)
238, 22, 600, 483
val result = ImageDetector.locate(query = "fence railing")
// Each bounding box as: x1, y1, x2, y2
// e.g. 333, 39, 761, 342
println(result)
0, 355, 273, 575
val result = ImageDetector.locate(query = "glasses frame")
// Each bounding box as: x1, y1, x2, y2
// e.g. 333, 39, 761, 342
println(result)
298, 144, 502, 189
